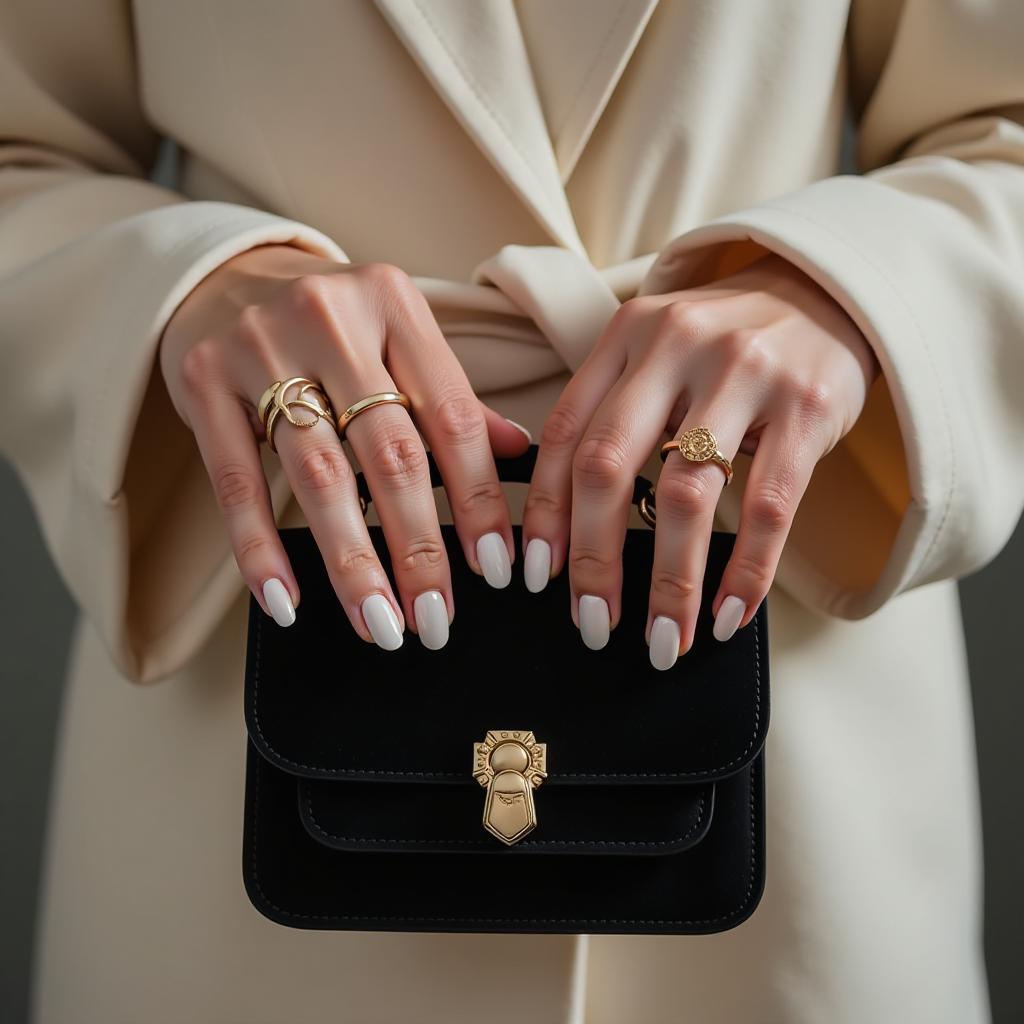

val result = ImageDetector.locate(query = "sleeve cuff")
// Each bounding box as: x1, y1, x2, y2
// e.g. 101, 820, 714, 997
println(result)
635, 175, 963, 619
73, 200, 348, 681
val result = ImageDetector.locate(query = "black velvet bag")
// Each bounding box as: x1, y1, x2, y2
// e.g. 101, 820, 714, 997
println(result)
242, 443, 769, 934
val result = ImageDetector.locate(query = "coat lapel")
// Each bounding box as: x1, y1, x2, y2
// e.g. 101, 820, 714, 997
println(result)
373, 0, 657, 255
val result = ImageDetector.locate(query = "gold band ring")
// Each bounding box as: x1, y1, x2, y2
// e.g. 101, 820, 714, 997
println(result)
257, 377, 337, 454
659, 426, 734, 486
335, 391, 411, 441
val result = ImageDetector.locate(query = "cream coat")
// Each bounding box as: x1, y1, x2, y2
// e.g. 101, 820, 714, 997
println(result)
3, 1, 1022, 1021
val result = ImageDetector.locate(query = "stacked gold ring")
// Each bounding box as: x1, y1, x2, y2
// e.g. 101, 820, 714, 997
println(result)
257, 376, 337, 454
659, 426, 733, 486
335, 391, 411, 441
257, 378, 414, 456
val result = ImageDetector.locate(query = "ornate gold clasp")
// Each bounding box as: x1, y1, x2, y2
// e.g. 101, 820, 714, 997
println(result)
472, 730, 547, 845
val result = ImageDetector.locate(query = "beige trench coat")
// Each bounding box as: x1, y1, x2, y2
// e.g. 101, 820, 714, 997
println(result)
3, 1, 1023, 1021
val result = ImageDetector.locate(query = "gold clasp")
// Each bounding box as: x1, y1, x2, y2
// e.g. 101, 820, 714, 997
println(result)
472, 731, 546, 845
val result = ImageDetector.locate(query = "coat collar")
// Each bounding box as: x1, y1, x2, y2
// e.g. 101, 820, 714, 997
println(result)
372, 0, 658, 254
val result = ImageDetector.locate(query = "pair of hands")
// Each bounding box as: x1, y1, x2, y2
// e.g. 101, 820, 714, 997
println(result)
159, 243, 878, 670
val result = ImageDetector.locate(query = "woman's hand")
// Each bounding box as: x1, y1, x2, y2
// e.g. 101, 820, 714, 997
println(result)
159, 244, 530, 650
521, 252, 880, 668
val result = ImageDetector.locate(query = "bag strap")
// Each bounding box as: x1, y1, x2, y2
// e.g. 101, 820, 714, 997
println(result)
353, 442, 659, 527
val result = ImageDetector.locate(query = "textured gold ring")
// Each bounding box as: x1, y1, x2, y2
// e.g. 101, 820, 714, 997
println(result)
659, 426, 734, 486
335, 391, 411, 441
257, 377, 337, 454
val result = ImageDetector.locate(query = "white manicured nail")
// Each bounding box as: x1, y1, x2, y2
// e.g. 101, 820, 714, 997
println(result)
361, 593, 404, 650
477, 532, 512, 588
524, 538, 552, 593
713, 595, 746, 642
579, 594, 610, 650
414, 590, 449, 650
505, 417, 533, 443
649, 616, 680, 671
262, 578, 296, 627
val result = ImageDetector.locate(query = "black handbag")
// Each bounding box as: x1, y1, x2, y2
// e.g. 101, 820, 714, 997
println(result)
242, 443, 769, 934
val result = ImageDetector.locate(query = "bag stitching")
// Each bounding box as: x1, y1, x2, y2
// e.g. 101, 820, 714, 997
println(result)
249, 602, 762, 780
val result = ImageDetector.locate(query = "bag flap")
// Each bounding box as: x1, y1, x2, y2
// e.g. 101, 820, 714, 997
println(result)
244, 525, 769, 785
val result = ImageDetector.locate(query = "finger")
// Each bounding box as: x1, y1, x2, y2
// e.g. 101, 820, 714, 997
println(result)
383, 284, 518, 588
521, 302, 642, 594
329, 368, 455, 649
481, 403, 534, 458
271, 393, 409, 651
709, 418, 822, 642
646, 408, 751, 670
187, 382, 301, 628
564, 354, 689, 649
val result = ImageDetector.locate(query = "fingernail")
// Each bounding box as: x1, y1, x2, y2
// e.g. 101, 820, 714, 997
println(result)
524, 538, 551, 593
414, 590, 449, 650
579, 594, 610, 650
361, 593, 404, 650
477, 531, 512, 588
649, 615, 680, 671
713, 595, 746, 642
262, 578, 296, 627
505, 417, 533, 443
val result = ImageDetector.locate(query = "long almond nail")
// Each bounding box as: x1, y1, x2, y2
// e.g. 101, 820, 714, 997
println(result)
262, 578, 296, 627
579, 594, 610, 650
524, 538, 552, 593
649, 616, 680, 670
361, 594, 404, 650
477, 531, 512, 588
713, 595, 746, 642
414, 590, 449, 650
505, 417, 533, 443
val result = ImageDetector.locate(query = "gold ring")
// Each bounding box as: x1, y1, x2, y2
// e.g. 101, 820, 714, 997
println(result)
335, 391, 411, 441
659, 426, 733, 486
257, 377, 337, 454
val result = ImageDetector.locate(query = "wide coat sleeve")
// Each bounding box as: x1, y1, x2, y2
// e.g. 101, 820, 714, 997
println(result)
636, 0, 1024, 620
0, 1, 348, 682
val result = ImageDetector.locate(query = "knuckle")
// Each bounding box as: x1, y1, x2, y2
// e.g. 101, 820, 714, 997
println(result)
180, 338, 221, 394
236, 532, 273, 564
434, 392, 486, 444
573, 427, 631, 490
295, 445, 354, 493
453, 478, 505, 517
568, 546, 617, 578
540, 403, 584, 453
523, 487, 566, 518
287, 274, 337, 321
329, 545, 380, 581
369, 430, 428, 485
727, 549, 774, 589
656, 471, 715, 520
792, 380, 834, 424
746, 483, 792, 532
396, 534, 446, 574
357, 261, 417, 308
609, 295, 652, 330
212, 462, 260, 512
658, 301, 710, 347
650, 567, 699, 603
729, 329, 776, 375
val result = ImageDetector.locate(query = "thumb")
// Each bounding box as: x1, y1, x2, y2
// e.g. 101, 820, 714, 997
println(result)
480, 402, 533, 458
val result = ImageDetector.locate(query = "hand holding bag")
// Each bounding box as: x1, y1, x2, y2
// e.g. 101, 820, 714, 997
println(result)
242, 443, 769, 934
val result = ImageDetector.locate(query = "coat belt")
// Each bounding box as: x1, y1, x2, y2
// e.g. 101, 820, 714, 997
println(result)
408, 245, 659, 395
